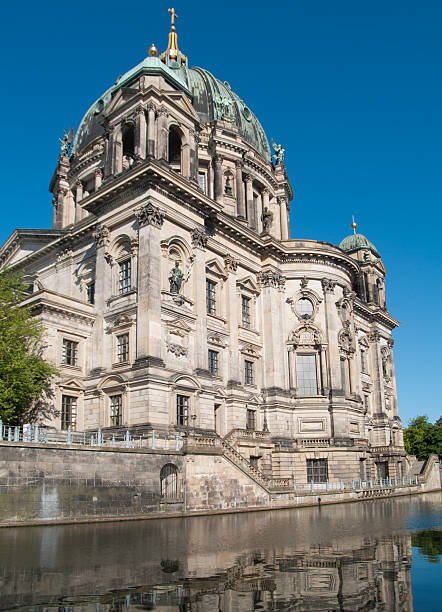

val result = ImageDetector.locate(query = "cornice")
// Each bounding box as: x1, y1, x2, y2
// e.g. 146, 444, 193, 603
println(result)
353, 298, 399, 330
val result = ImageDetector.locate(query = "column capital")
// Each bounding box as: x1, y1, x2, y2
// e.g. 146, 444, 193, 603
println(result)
321, 277, 336, 294
262, 187, 270, 195
235, 159, 243, 169
93, 223, 110, 248
368, 329, 381, 344
257, 269, 285, 290
157, 105, 168, 117
224, 254, 239, 273
244, 173, 253, 183
94, 168, 103, 177
146, 101, 156, 112
213, 153, 223, 164
191, 227, 208, 250
135, 202, 165, 228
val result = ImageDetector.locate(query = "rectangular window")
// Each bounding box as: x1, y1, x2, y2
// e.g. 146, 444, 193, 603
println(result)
246, 409, 256, 431
245, 360, 254, 385
208, 349, 219, 376
62, 339, 78, 366
86, 281, 95, 305
206, 280, 216, 315
176, 395, 189, 426
241, 296, 251, 328
110, 395, 122, 427
117, 333, 129, 363
61, 395, 77, 431
306, 458, 328, 483
119, 260, 131, 295
360, 349, 368, 373
297, 354, 318, 395
198, 172, 207, 194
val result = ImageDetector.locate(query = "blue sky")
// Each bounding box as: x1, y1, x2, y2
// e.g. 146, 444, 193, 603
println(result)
0, 1, 440, 423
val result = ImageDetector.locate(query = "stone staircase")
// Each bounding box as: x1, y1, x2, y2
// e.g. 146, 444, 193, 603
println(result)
183, 432, 292, 493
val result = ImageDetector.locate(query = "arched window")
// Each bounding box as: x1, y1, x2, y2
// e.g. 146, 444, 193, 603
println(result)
168, 126, 182, 173
122, 124, 135, 169
160, 464, 179, 499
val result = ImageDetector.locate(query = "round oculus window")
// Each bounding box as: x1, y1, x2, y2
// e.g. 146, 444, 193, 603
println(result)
297, 298, 314, 319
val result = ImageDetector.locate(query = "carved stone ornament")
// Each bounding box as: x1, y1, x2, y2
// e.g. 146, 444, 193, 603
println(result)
338, 323, 354, 354
191, 227, 208, 250
289, 324, 322, 347
57, 247, 73, 262
135, 203, 165, 228
368, 329, 380, 344
93, 224, 110, 248
300, 276, 308, 289
321, 278, 336, 294
387, 338, 394, 348
224, 254, 239, 273
257, 270, 286, 290
167, 343, 188, 357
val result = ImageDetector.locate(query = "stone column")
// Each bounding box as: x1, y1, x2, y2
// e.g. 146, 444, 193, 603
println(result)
256, 191, 263, 234
147, 103, 156, 157
75, 181, 84, 223
369, 329, 384, 414
94, 168, 103, 191
135, 105, 147, 160
113, 123, 123, 174
91, 224, 110, 375
245, 174, 254, 228
279, 196, 289, 240
182, 134, 191, 178
258, 270, 286, 390
224, 255, 241, 386
189, 129, 199, 182
156, 106, 168, 161
387, 339, 399, 418
134, 202, 165, 367
191, 228, 209, 374
235, 161, 246, 219
214, 154, 224, 206
104, 129, 112, 177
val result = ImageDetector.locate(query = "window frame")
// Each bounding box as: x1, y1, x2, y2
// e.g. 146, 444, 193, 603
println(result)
244, 359, 254, 386
62, 338, 79, 367
208, 349, 219, 377
206, 279, 217, 315
241, 295, 251, 328
118, 259, 132, 295
176, 394, 189, 427
306, 458, 328, 484
61, 395, 77, 431
296, 353, 318, 396
116, 333, 130, 364
246, 408, 256, 431
110, 394, 122, 427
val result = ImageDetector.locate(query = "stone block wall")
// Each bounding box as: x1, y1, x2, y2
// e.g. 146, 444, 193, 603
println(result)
0, 444, 184, 524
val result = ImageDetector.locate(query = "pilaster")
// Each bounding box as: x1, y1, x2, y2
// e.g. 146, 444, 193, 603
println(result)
214, 154, 224, 206
258, 270, 286, 390
235, 161, 246, 219
191, 227, 209, 373
135, 105, 147, 159
135, 202, 165, 367
147, 103, 156, 157
91, 224, 110, 374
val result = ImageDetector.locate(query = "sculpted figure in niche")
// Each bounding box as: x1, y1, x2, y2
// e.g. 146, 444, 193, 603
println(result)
169, 262, 184, 294
262, 207, 273, 233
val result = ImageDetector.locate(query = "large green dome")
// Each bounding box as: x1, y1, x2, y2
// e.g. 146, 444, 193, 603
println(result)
339, 232, 380, 258
72, 56, 271, 161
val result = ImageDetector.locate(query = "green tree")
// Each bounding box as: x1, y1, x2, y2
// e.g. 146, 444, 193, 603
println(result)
411, 530, 442, 563
403, 415, 442, 460
0, 269, 58, 425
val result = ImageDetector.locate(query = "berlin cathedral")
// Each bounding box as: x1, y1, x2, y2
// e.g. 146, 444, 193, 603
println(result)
0, 10, 408, 487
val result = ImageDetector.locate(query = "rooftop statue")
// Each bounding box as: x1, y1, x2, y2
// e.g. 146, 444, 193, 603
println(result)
271, 138, 285, 165
59, 128, 74, 156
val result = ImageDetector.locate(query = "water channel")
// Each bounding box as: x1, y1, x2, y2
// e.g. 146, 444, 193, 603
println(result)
0, 492, 440, 611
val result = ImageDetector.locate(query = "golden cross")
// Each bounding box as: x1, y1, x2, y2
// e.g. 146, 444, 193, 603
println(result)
168, 8, 178, 25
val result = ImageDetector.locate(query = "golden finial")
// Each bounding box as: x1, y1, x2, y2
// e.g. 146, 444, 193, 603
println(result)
168, 7, 178, 25
160, 7, 187, 66
351, 215, 357, 234
148, 43, 158, 57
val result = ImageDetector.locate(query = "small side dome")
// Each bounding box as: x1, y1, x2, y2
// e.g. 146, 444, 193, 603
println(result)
339, 233, 380, 258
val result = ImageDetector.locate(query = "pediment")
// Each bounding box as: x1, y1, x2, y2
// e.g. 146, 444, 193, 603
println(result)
237, 275, 260, 295
166, 317, 192, 333
58, 377, 86, 391
0, 229, 65, 269
206, 258, 227, 279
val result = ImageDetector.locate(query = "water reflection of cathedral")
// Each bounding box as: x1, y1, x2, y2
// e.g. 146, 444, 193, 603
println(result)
96, 534, 412, 612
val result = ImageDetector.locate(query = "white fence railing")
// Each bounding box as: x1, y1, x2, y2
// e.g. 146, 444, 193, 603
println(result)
293, 476, 419, 493
0, 422, 183, 451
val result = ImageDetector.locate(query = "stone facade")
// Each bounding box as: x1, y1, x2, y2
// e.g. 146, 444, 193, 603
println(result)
0, 18, 409, 490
